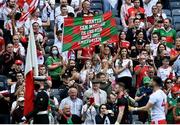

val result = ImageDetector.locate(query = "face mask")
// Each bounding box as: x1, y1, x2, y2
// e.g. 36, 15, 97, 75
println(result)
176, 48, 180, 51
52, 50, 58, 55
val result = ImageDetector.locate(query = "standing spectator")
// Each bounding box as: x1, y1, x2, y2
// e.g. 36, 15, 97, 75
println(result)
147, 5, 161, 26
55, 5, 68, 31
103, 0, 118, 13
1, 43, 21, 75
166, 85, 179, 124
84, 79, 107, 107
127, 0, 145, 22
11, 97, 24, 124
163, 78, 174, 95
135, 76, 153, 123
46, 46, 63, 89
156, 2, 167, 19
134, 54, 149, 88
114, 82, 129, 124
173, 55, 180, 77
150, 32, 160, 56
114, 48, 133, 92
170, 38, 180, 62
120, 0, 133, 29
55, 0, 75, 17
143, 0, 158, 17
59, 87, 83, 117
130, 76, 167, 124
81, 96, 97, 124
118, 31, 131, 49
76, 0, 93, 17
157, 56, 175, 82
154, 18, 176, 49
173, 97, 180, 124
0, 93, 10, 124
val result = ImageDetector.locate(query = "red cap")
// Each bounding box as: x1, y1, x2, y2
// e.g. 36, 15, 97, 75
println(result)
15, 60, 23, 65
171, 85, 180, 94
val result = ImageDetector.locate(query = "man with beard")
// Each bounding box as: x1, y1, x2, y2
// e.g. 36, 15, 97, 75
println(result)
130, 76, 167, 124
154, 18, 176, 49
114, 82, 129, 124
57, 104, 82, 124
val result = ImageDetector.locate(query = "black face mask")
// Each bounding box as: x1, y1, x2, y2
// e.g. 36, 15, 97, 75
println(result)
176, 48, 180, 51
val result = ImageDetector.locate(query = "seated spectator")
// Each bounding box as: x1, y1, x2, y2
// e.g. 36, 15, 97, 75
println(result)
57, 104, 82, 124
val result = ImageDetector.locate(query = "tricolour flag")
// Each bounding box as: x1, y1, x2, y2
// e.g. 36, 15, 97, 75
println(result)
24, 22, 38, 116
62, 12, 119, 52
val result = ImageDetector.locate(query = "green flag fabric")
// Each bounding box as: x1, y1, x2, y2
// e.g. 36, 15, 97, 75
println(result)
62, 12, 119, 52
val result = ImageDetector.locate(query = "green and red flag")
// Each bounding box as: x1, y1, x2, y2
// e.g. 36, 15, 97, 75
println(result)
62, 12, 119, 52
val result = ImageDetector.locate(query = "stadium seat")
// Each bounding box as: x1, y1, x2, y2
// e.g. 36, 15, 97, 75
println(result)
176, 31, 180, 37
46, 39, 54, 46
44, 54, 50, 62
46, 31, 54, 39
117, 25, 123, 31
91, 0, 102, 3
173, 16, 180, 24
170, 2, 180, 9
172, 9, 180, 16
167, 16, 173, 23
134, 121, 143, 124
91, 3, 103, 10
163, 9, 171, 17
115, 17, 121, 25
112, 9, 119, 17
45, 46, 51, 54
0, 75, 8, 91
175, 23, 180, 31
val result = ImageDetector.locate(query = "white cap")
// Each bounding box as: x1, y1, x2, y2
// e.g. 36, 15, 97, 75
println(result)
17, 97, 25, 102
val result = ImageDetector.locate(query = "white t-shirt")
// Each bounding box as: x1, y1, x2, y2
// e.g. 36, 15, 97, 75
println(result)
143, 0, 158, 17
157, 66, 175, 81
150, 42, 159, 57
148, 89, 167, 121
115, 58, 133, 78
55, 6, 75, 17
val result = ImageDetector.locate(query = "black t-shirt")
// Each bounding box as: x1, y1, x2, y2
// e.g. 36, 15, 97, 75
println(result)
117, 96, 129, 124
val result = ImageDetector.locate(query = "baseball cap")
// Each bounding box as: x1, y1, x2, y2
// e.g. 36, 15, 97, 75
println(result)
15, 60, 23, 65
17, 97, 25, 102
143, 77, 151, 85
91, 79, 101, 84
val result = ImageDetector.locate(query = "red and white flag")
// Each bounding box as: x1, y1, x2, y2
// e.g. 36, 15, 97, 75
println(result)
24, 22, 38, 116
18, 0, 39, 22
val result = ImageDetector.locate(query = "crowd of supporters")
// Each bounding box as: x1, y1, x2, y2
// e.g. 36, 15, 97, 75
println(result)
0, 0, 180, 124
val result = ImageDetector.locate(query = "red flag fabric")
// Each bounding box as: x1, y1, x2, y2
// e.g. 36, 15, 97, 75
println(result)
18, 0, 39, 22
24, 21, 38, 116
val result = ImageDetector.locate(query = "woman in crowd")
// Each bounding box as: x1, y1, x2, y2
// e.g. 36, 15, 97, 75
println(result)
95, 104, 114, 124
46, 46, 63, 89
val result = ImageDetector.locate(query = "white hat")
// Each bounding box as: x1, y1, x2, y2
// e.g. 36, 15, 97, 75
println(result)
17, 97, 25, 102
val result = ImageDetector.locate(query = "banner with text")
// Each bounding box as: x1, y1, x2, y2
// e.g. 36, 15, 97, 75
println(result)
62, 12, 119, 52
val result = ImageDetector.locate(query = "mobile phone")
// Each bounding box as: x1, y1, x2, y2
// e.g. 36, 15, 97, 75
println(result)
89, 97, 95, 105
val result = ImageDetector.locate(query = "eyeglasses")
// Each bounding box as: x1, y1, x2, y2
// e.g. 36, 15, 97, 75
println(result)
166, 81, 172, 84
